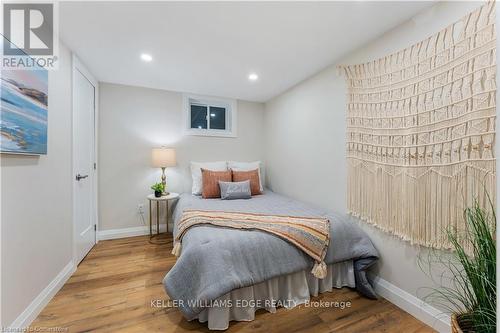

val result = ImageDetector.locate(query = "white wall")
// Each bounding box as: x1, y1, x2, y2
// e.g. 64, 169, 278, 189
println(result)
98, 83, 265, 231
1, 42, 74, 326
265, 1, 484, 305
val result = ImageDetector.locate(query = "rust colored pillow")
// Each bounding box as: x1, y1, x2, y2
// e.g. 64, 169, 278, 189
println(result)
201, 169, 232, 198
232, 169, 261, 195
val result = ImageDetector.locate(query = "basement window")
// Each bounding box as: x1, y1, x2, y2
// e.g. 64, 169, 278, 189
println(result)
183, 94, 237, 137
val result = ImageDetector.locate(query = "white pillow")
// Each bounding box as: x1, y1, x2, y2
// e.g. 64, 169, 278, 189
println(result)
191, 161, 228, 195
227, 161, 263, 192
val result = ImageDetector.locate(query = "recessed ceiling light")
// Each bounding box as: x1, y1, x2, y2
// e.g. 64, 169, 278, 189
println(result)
248, 73, 258, 81
141, 53, 153, 62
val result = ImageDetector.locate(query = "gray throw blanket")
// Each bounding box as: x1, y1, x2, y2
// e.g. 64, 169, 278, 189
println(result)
163, 191, 379, 320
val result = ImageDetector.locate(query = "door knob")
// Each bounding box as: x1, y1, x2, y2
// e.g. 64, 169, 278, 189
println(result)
76, 174, 89, 181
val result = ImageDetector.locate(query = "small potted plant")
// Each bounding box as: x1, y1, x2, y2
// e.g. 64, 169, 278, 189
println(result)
151, 183, 165, 198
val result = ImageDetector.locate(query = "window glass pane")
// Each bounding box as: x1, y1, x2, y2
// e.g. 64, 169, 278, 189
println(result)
191, 104, 207, 129
209, 106, 226, 130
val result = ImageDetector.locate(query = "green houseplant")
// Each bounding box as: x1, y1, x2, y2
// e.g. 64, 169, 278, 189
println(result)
151, 182, 165, 198
423, 199, 496, 333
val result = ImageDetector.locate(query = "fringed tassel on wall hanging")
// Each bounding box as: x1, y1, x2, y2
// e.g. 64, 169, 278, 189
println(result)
340, 2, 496, 250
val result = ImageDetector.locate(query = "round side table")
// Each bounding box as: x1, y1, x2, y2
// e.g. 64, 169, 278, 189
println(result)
147, 193, 179, 244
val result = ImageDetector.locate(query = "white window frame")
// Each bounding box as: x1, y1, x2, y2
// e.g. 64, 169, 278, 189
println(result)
183, 93, 237, 138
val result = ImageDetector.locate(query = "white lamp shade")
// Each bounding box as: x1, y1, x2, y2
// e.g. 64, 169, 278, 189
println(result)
152, 148, 176, 167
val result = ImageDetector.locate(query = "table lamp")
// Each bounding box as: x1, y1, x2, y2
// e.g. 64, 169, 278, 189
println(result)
152, 147, 176, 195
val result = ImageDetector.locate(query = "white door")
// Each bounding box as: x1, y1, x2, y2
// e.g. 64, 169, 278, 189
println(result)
73, 66, 96, 265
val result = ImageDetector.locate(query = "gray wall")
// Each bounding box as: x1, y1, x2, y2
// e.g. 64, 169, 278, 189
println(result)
98, 83, 265, 231
264, 1, 484, 303
1, 42, 74, 326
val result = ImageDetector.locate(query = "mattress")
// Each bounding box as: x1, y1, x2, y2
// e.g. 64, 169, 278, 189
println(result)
164, 190, 379, 321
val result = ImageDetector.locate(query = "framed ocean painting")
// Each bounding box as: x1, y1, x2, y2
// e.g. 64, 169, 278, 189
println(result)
1, 36, 48, 155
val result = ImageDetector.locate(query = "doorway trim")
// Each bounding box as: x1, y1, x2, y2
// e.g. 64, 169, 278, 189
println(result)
72, 54, 99, 265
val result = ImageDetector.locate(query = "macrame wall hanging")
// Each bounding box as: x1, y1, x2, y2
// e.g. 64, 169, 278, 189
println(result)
339, 2, 496, 249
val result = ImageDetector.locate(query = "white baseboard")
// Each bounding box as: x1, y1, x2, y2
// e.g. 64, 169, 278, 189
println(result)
370, 274, 451, 333
98, 224, 169, 241
9, 261, 76, 329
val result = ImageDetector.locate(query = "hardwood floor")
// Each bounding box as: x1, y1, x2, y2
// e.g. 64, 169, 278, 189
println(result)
32, 235, 434, 332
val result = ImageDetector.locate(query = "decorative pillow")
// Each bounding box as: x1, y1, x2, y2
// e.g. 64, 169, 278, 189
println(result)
232, 169, 261, 195
219, 180, 251, 200
201, 169, 232, 199
191, 161, 227, 195
228, 161, 264, 192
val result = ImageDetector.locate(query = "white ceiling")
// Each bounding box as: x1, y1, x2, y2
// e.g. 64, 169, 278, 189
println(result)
60, 1, 434, 102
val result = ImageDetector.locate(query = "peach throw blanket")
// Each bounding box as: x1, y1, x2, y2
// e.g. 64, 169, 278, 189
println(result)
172, 209, 330, 279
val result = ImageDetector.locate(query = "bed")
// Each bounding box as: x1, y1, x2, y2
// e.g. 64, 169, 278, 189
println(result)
163, 190, 379, 330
